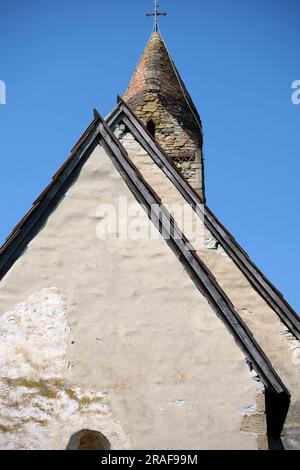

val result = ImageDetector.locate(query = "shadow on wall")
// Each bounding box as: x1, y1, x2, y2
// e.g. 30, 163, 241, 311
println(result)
147, 119, 156, 137
66, 429, 111, 450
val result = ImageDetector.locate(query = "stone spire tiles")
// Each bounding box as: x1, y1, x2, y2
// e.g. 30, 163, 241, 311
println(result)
123, 32, 205, 199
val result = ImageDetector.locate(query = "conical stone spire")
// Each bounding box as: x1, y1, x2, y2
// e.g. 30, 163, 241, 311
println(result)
123, 31, 205, 199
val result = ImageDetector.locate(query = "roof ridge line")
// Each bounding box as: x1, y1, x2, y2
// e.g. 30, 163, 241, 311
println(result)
107, 99, 300, 339
0, 102, 291, 437
158, 30, 203, 134
0, 115, 101, 272
99, 110, 290, 438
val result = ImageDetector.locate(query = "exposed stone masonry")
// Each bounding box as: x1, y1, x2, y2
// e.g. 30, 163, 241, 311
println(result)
0, 288, 130, 449
241, 388, 268, 450
123, 32, 205, 199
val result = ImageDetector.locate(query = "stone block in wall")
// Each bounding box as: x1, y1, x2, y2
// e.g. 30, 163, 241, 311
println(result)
241, 413, 266, 434
191, 162, 201, 170
181, 162, 191, 170
256, 394, 265, 413
257, 434, 268, 450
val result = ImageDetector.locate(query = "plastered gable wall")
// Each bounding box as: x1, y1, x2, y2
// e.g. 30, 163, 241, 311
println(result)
116, 129, 300, 449
0, 144, 260, 449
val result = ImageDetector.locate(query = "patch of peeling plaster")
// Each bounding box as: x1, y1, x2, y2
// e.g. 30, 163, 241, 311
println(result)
0, 288, 130, 450
204, 235, 228, 257
280, 329, 300, 354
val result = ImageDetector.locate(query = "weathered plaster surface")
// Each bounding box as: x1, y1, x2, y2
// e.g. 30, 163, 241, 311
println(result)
0, 144, 259, 449
119, 131, 300, 449
0, 288, 130, 450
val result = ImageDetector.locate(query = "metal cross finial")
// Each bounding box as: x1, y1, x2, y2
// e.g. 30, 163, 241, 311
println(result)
146, 0, 167, 32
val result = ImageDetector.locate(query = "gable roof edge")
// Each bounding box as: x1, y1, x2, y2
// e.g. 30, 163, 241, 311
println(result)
108, 97, 300, 340
0, 104, 291, 438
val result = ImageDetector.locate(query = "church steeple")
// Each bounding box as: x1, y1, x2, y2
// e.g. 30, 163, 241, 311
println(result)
123, 31, 205, 200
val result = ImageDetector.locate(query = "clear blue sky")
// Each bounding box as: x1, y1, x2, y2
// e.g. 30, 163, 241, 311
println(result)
0, 0, 299, 312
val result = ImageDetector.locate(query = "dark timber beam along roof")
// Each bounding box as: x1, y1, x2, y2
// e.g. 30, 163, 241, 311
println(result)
107, 98, 300, 342
0, 107, 292, 439
99, 112, 290, 439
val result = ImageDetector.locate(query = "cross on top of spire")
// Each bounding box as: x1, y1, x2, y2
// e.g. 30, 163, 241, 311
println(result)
146, 0, 167, 32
